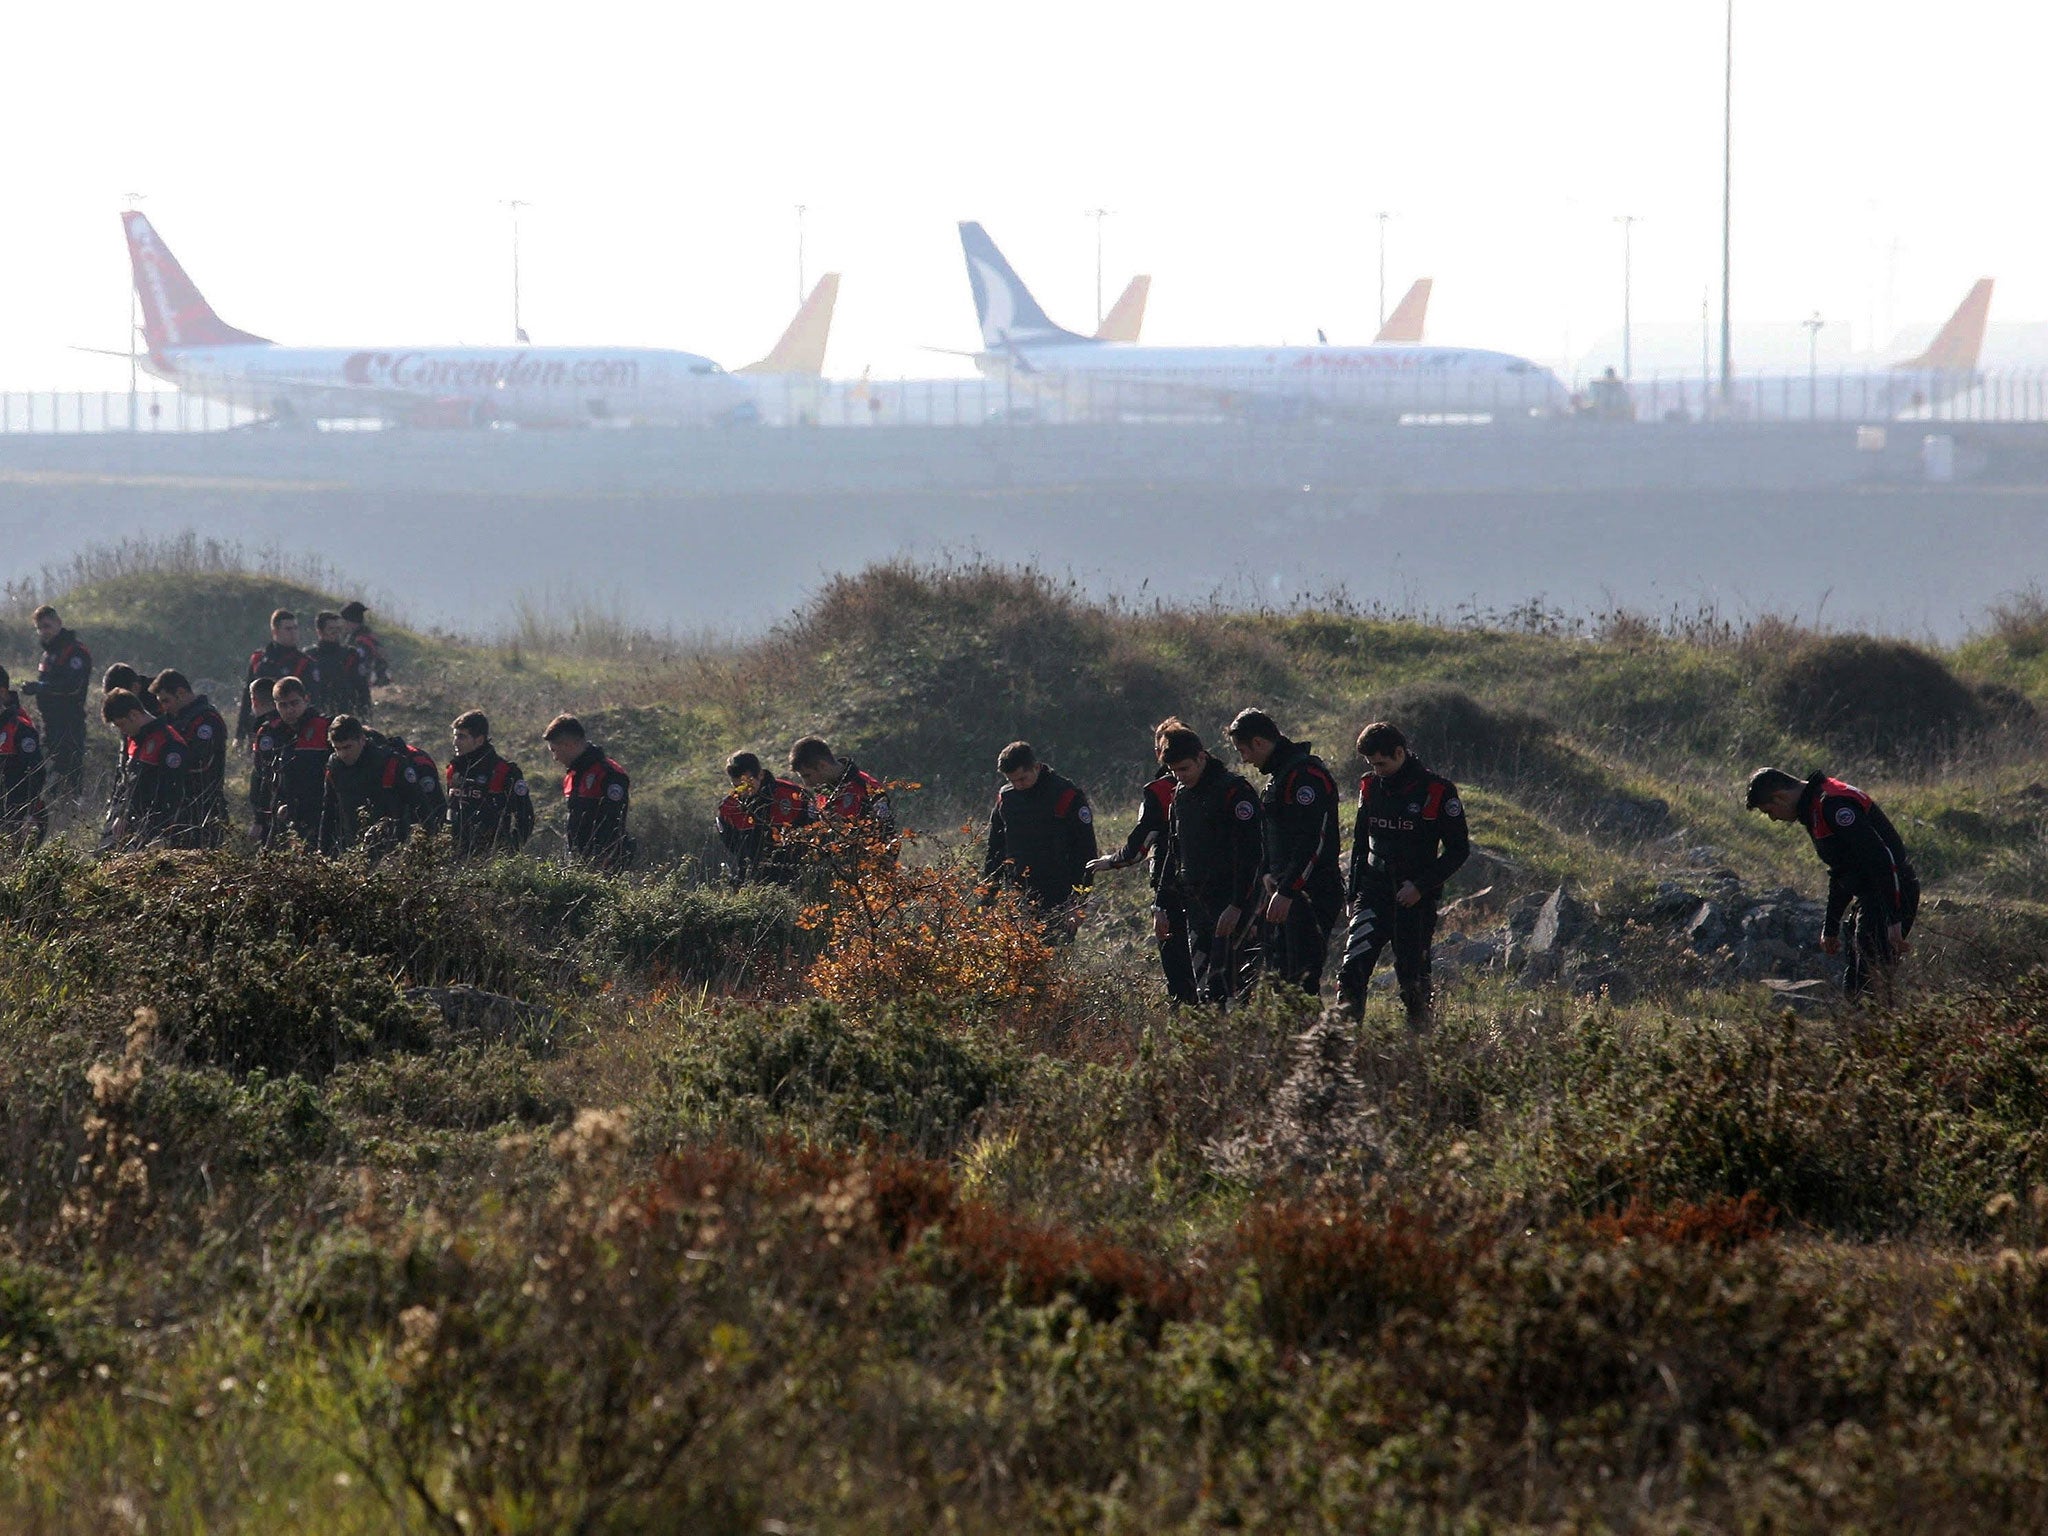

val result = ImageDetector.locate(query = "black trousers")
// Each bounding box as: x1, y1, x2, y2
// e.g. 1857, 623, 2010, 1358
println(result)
1842, 872, 1921, 999
1264, 891, 1337, 999
1183, 897, 1251, 1007
42, 707, 84, 792
1338, 890, 1439, 1024
1153, 900, 1200, 1006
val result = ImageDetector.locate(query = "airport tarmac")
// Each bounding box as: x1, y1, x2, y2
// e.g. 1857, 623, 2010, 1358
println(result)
0, 424, 2041, 641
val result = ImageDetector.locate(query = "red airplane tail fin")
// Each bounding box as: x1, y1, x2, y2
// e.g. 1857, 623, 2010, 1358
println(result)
122, 210, 269, 354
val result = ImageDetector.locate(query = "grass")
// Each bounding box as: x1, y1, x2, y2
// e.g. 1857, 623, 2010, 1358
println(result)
0, 543, 2045, 1528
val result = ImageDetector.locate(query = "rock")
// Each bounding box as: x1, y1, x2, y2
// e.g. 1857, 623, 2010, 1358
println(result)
1461, 844, 1522, 892
1647, 881, 1704, 923
1435, 931, 1506, 971
1566, 964, 1624, 999
1528, 886, 1586, 957
403, 986, 558, 1051
1763, 977, 1833, 1010
1685, 900, 1732, 953
1505, 890, 1550, 936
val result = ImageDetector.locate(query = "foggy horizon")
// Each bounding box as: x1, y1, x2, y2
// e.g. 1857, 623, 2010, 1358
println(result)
8, 1, 2048, 388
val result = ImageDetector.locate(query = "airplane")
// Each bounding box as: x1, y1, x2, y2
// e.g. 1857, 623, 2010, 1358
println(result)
1621, 279, 1995, 423
114, 211, 769, 428
957, 223, 1565, 420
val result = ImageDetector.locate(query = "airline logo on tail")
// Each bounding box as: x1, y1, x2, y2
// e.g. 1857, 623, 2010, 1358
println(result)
1895, 278, 1994, 373
958, 222, 1094, 351
121, 211, 269, 356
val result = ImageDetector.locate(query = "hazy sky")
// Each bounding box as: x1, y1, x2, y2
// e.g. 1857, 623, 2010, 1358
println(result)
4, 1, 2041, 388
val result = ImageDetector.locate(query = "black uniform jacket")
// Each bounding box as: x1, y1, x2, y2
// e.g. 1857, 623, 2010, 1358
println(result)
1347, 756, 1470, 902
1257, 738, 1344, 908
1796, 771, 1915, 936
447, 744, 534, 855
982, 766, 1098, 907
1166, 756, 1264, 912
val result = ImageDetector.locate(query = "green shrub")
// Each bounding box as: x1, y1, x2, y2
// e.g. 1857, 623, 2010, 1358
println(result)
599, 873, 800, 986
134, 1065, 334, 1174
143, 936, 433, 1078
328, 1045, 569, 1132
656, 1001, 1009, 1154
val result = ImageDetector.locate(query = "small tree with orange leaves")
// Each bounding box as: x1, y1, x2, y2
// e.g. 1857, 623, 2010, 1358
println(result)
791, 795, 1062, 1022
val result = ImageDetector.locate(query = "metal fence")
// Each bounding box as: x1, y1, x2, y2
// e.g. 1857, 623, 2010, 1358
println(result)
8, 370, 2048, 433
0, 390, 261, 433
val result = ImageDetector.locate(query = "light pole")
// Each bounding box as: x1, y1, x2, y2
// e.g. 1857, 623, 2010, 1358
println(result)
500, 199, 529, 343
1719, 0, 1733, 405
1802, 312, 1824, 418
795, 204, 807, 304
1084, 208, 1112, 327
1614, 215, 1640, 380
1375, 211, 1392, 329
123, 191, 146, 429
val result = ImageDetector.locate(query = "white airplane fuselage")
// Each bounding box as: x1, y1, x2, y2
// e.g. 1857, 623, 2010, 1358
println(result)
144, 343, 754, 428
975, 340, 1572, 419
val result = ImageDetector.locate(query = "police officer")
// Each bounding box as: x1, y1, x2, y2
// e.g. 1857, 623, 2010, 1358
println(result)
22, 605, 89, 795
365, 729, 445, 833
340, 601, 391, 687
236, 609, 314, 744
1155, 723, 1264, 1006
0, 667, 48, 846
1337, 721, 1470, 1029
101, 663, 154, 713
321, 715, 418, 858
446, 710, 534, 859
1226, 708, 1343, 998
152, 670, 230, 848
716, 750, 813, 885
101, 688, 189, 852
789, 736, 895, 835
266, 677, 333, 851
981, 741, 1098, 932
546, 715, 632, 872
306, 611, 371, 719
246, 677, 284, 845
1747, 766, 1919, 999
1085, 718, 1200, 1006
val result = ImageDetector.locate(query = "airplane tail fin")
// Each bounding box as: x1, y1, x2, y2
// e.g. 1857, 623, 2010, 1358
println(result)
122, 211, 269, 354
958, 222, 1093, 350
738, 273, 840, 376
1373, 278, 1432, 344
1895, 278, 1993, 371
1093, 275, 1150, 342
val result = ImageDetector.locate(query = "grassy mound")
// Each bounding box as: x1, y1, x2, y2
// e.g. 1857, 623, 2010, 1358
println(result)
735, 561, 1181, 800
1766, 634, 2029, 757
